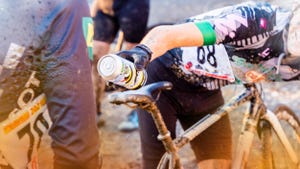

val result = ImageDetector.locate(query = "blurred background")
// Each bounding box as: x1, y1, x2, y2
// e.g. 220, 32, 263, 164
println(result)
88, 0, 294, 27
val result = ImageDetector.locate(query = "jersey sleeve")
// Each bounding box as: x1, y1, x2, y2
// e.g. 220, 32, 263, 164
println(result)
189, 1, 278, 45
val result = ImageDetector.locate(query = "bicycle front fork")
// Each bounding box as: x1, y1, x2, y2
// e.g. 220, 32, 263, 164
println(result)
232, 115, 257, 169
232, 97, 266, 169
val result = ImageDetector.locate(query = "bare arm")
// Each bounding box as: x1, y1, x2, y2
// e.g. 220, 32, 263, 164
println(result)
140, 22, 205, 60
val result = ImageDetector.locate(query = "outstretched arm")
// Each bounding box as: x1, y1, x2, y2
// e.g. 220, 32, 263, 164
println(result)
140, 22, 206, 60
116, 21, 217, 69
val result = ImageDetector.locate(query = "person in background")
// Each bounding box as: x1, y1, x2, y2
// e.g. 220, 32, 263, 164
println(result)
113, 1, 300, 169
90, 0, 150, 131
0, 0, 101, 168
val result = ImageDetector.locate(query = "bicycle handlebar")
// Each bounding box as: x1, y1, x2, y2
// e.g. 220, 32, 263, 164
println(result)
108, 81, 173, 105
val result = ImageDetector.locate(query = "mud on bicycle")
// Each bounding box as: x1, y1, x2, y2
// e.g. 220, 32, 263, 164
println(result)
108, 78, 300, 169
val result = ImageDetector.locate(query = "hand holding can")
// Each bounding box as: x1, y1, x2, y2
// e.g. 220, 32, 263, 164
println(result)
116, 44, 152, 70
97, 54, 147, 89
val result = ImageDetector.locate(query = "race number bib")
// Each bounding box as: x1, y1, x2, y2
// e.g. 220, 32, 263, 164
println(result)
179, 44, 235, 82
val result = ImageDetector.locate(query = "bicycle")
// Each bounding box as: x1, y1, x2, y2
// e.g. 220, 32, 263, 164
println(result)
107, 80, 300, 169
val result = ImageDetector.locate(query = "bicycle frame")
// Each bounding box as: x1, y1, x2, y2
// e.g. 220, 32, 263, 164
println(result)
108, 82, 300, 169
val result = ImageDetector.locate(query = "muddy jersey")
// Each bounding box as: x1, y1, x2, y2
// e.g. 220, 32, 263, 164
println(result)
0, 0, 99, 169
162, 1, 300, 90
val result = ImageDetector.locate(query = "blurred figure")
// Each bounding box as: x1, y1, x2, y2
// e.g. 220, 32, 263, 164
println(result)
90, 0, 150, 130
0, 0, 101, 169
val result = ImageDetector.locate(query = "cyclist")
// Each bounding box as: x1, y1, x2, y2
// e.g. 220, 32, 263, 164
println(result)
90, 0, 150, 130
0, 0, 101, 169
115, 1, 300, 169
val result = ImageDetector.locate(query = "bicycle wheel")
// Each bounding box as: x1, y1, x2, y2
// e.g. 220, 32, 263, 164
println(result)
271, 104, 300, 169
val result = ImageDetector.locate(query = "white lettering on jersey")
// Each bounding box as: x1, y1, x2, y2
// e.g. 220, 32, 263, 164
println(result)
0, 70, 52, 169
3, 43, 25, 69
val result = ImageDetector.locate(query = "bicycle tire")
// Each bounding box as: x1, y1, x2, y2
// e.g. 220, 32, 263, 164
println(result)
272, 104, 300, 169
274, 104, 300, 139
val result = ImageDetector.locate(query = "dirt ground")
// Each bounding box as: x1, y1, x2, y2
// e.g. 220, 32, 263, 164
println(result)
88, 0, 299, 168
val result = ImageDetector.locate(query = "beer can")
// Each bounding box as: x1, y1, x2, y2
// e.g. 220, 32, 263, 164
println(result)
97, 54, 147, 89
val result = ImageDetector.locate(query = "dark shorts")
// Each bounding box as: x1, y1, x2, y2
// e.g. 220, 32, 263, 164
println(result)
138, 51, 232, 169
93, 0, 149, 43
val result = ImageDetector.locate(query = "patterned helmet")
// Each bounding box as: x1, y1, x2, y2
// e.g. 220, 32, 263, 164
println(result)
287, 2, 300, 56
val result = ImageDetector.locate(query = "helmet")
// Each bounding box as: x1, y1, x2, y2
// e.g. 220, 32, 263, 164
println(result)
287, 2, 300, 56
